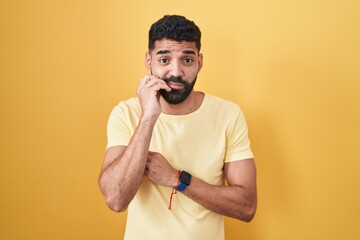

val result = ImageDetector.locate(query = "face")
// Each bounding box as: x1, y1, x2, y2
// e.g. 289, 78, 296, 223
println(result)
146, 39, 203, 104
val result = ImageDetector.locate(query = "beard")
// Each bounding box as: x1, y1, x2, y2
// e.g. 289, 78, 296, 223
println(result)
159, 76, 197, 105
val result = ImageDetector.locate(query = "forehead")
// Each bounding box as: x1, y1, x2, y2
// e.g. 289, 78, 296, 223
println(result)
151, 39, 198, 55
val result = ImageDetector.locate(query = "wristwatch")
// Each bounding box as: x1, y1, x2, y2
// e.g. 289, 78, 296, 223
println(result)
177, 171, 192, 192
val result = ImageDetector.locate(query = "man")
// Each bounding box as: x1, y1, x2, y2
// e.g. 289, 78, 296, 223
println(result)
99, 15, 257, 240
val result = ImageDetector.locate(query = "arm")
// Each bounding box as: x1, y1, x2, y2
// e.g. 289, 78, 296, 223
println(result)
98, 76, 171, 212
146, 155, 257, 222
98, 120, 155, 212
183, 159, 257, 222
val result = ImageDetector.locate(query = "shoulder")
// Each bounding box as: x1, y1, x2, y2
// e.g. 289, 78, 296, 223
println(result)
201, 94, 248, 128
204, 94, 242, 113
112, 97, 141, 113
114, 97, 140, 109
108, 97, 141, 122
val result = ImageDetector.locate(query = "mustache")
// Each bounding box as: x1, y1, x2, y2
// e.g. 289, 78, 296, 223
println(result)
163, 76, 187, 85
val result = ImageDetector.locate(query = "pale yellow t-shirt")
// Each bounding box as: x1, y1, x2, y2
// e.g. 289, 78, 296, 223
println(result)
106, 93, 254, 240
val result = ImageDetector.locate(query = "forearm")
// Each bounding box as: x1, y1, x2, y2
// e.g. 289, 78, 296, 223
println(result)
99, 117, 156, 212
183, 177, 257, 222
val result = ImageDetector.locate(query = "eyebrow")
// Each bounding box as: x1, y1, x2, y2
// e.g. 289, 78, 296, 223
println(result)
156, 50, 170, 55
183, 50, 196, 55
156, 50, 196, 55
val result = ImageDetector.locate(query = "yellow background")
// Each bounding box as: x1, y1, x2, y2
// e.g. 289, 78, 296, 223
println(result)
1, 0, 359, 239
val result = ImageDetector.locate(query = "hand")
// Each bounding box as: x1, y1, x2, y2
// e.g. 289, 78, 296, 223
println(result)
136, 75, 171, 119
145, 151, 178, 188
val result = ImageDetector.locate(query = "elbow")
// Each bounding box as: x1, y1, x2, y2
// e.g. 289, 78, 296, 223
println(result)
241, 203, 257, 223
99, 177, 128, 213
240, 191, 257, 223
105, 196, 128, 213
242, 210, 256, 223
233, 201, 257, 222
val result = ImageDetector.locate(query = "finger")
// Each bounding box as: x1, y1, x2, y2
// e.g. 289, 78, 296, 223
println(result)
145, 77, 152, 84
145, 75, 162, 85
148, 80, 172, 92
137, 75, 155, 95
145, 76, 162, 87
139, 75, 152, 88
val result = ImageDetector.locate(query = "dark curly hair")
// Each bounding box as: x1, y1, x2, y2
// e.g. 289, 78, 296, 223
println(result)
148, 15, 201, 52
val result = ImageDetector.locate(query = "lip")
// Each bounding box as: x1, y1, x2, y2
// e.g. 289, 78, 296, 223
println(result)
168, 82, 184, 89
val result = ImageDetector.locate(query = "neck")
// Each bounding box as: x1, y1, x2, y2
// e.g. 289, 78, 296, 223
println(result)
160, 91, 204, 115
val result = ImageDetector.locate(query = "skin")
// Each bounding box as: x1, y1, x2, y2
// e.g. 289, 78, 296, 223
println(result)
99, 39, 257, 222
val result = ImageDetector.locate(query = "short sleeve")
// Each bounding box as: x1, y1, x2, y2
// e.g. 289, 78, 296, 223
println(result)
106, 104, 132, 149
224, 106, 254, 162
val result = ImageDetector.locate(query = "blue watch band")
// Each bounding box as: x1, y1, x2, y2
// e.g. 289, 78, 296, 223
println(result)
177, 182, 187, 192
177, 171, 192, 192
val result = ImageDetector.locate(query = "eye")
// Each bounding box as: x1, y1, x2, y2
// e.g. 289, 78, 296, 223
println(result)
159, 58, 169, 64
184, 58, 193, 64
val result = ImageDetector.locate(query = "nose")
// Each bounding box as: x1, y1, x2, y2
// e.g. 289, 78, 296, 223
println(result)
169, 60, 184, 77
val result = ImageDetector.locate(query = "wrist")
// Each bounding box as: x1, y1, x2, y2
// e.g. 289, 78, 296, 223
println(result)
139, 114, 158, 127
172, 170, 181, 189
177, 170, 192, 192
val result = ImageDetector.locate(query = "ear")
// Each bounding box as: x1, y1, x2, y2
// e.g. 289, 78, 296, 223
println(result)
145, 52, 151, 72
197, 53, 203, 72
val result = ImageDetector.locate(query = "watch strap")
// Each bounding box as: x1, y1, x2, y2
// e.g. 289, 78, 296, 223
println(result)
177, 181, 188, 192
177, 171, 192, 192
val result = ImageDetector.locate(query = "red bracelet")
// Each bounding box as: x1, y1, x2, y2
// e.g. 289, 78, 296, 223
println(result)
168, 170, 181, 210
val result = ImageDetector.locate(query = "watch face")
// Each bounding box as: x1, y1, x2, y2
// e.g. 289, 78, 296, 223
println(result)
180, 171, 192, 185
